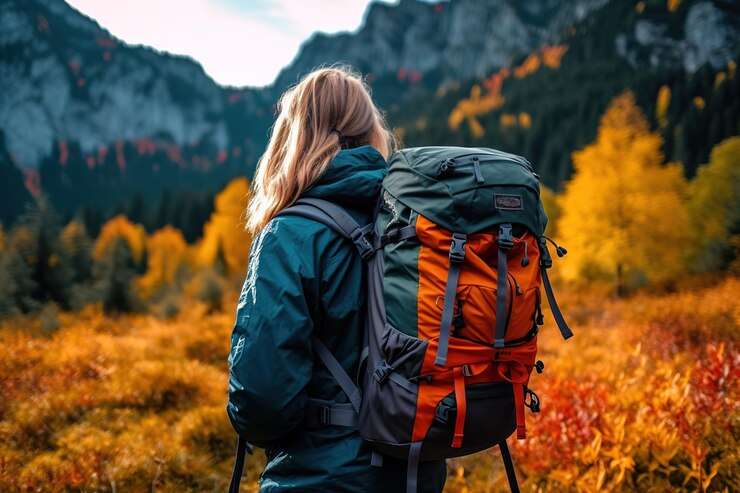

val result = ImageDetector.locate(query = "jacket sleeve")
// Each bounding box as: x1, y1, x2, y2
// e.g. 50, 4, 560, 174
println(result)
226, 219, 317, 446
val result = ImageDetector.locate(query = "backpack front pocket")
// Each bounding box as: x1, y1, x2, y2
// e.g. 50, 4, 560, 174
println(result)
423, 381, 517, 459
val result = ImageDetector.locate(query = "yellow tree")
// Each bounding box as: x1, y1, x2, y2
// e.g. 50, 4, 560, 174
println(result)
557, 91, 689, 295
656, 85, 671, 127
138, 226, 189, 298
540, 185, 560, 237
198, 177, 252, 276
687, 137, 740, 272
93, 215, 147, 264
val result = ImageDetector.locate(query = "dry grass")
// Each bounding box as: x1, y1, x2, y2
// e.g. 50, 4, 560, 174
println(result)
1, 279, 738, 492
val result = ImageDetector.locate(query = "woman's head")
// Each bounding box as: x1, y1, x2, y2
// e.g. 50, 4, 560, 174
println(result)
246, 66, 395, 233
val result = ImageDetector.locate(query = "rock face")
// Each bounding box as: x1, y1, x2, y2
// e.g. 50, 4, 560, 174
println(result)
616, 1, 740, 72
0, 0, 246, 169
0, 0, 738, 219
272, 0, 610, 89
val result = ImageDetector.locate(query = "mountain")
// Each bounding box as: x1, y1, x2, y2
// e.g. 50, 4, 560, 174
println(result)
385, 0, 740, 185
0, 0, 276, 224
272, 0, 610, 93
0, 0, 738, 230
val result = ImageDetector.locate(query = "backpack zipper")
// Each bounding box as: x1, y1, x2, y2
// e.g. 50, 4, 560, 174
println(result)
508, 272, 523, 296
437, 153, 538, 185
505, 275, 514, 335
442, 151, 534, 172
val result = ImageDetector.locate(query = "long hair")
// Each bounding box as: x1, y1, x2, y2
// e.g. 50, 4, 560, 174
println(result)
245, 66, 396, 233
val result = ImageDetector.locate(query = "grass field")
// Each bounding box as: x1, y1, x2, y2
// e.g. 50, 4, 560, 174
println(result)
1, 278, 737, 492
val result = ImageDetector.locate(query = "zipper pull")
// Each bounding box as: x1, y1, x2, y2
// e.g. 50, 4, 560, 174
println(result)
521, 240, 530, 267
508, 272, 523, 295
437, 158, 456, 178
472, 156, 484, 184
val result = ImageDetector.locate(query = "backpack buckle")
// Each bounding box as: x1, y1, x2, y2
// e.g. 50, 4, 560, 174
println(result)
538, 238, 553, 268
524, 387, 541, 413
434, 403, 450, 424
373, 361, 393, 384
351, 227, 375, 261
449, 233, 467, 263
319, 406, 331, 425
498, 223, 513, 250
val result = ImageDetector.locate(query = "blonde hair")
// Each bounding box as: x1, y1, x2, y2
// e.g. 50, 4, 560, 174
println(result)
246, 66, 396, 233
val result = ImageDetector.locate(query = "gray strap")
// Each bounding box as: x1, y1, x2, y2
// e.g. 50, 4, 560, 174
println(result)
494, 224, 512, 349
406, 441, 423, 493
294, 198, 362, 238
435, 233, 467, 367
380, 225, 417, 246
357, 346, 369, 386
302, 400, 359, 428
540, 266, 574, 340
311, 336, 362, 413
388, 372, 419, 395
228, 436, 253, 493
279, 204, 349, 237
499, 440, 520, 493
494, 247, 509, 348
371, 450, 384, 467
279, 198, 376, 260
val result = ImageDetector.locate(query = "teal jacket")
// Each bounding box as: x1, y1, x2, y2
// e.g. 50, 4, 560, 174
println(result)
227, 146, 447, 492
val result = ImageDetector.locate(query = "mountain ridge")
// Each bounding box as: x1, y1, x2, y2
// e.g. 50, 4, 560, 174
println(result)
1, 0, 738, 228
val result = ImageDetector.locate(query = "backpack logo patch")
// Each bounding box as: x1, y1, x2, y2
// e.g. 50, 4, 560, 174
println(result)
494, 194, 524, 211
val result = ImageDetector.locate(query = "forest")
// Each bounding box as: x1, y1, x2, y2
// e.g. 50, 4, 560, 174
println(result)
1, 81, 738, 491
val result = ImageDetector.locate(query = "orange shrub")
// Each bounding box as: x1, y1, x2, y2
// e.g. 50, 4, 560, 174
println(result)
1, 278, 737, 492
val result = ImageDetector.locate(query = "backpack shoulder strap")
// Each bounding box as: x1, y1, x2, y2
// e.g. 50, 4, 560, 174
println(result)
311, 335, 362, 413
277, 198, 366, 415
230, 199, 374, 493
277, 198, 376, 260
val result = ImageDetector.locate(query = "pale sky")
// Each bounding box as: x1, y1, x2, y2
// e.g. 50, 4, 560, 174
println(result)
65, 0, 397, 88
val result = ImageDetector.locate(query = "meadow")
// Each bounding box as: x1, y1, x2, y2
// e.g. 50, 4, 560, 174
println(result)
1, 78, 738, 492
1, 276, 737, 492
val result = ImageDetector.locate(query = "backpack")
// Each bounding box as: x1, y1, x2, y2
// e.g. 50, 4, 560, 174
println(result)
229, 146, 573, 493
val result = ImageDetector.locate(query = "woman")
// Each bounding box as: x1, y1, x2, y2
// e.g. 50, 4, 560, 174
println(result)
227, 67, 447, 492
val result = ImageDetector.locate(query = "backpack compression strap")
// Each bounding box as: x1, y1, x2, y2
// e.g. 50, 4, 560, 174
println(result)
537, 238, 574, 341
434, 232, 467, 366
494, 223, 513, 348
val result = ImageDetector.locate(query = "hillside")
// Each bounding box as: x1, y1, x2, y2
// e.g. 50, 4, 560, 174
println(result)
0, 0, 738, 229
389, 0, 740, 185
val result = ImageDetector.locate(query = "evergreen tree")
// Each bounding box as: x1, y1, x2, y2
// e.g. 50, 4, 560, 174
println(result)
60, 220, 95, 308
0, 237, 38, 316
0, 132, 32, 227
94, 237, 140, 314
60, 221, 93, 284
14, 199, 74, 309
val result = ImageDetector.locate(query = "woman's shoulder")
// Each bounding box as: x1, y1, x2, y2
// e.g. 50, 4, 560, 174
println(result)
255, 214, 353, 265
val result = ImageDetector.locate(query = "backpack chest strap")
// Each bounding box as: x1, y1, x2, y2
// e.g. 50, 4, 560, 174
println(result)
302, 399, 359, 429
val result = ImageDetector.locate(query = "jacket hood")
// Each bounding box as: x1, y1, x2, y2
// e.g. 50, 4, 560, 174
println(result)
303, 145, 387, 205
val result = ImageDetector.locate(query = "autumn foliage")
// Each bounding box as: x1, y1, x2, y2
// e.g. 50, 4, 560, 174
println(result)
92, 215, 146, 264
198, 177, 252, 276
449, 44, 568, 137
0, 89, 738, 492
557, 91, 690, 293
1, 277, 737, 492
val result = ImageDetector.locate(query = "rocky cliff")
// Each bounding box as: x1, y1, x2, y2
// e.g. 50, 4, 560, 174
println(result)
0, 0, 738, 226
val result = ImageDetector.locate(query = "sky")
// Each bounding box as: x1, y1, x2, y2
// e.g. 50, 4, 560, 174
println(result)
65, 0, 396, 88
